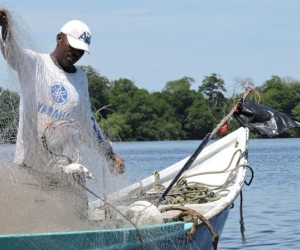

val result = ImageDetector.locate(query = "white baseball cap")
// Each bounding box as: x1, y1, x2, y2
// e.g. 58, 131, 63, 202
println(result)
60, 20, 92, 53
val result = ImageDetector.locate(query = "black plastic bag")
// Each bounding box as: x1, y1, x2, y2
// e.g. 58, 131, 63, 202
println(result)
233, 99, 300, 137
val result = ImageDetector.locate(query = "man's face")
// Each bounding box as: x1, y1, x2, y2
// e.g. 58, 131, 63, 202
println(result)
57, 33, 85, 67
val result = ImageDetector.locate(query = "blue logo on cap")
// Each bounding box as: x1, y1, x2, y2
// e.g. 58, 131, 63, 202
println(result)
79, 31, 91, 45
51, 83, 69, 104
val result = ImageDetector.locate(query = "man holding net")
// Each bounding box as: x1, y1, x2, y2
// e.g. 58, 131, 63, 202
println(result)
0, 8, 125, 219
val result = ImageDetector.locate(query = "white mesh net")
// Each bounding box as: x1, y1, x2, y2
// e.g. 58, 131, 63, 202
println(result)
0, 8, 193, 250
0, 7, 243, 250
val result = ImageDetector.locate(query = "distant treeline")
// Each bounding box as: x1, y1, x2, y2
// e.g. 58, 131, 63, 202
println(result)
1, 65, 300, 142
80, 65, 300, 141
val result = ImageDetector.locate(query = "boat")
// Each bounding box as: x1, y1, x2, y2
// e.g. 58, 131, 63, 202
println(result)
0, 126, 250, 249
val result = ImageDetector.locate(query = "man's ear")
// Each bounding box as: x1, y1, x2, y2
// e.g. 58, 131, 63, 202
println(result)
56, 33, 63, 45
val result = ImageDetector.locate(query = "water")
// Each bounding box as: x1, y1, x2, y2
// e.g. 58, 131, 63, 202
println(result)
112, 138, 300, 249
1, 138, 300, 249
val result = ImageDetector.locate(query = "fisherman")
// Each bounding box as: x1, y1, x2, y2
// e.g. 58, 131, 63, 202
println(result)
0, 8, 125, 219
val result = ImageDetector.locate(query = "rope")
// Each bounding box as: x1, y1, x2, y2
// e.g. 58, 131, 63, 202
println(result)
160, 206, 219, 250
156, 160, 254, 248
238, 164, 254, 245
239, 190, 246, 245
41, 134, 72, 164
152, 149, 250, 205
40, 99, 258, 248
234, 88, 261, 115
41, 119, 84, 164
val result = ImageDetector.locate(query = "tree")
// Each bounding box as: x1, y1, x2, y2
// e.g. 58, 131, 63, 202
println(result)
125, 89, 182, 141
108, 78, 139, 113
0, 89, 20, 143
259, 76, 298, 114
161, 77, 196, 139
198, 73, 228, 129
185, 92, 214, 139
199, 73, 227, 107
231, 77, 256, 99
103, 113, 132, 141
79, 65, 110, 118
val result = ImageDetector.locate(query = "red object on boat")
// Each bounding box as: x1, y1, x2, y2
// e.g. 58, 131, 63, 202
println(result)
220, 123, 228, 134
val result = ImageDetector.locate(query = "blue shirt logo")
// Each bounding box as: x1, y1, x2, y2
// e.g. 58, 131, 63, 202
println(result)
51, 83, 69, 104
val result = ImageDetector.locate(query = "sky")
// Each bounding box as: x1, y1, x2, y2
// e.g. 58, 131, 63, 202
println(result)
1, 0, 300, 95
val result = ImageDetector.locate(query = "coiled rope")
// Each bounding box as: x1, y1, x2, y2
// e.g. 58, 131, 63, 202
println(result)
152, 149, 251, 205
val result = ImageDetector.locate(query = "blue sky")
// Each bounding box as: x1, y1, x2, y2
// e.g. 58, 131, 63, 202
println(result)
1, 0, 300, 95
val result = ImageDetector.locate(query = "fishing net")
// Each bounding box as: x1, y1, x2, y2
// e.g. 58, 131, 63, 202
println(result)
0, 8, 247, 250
0, 8, 193, 250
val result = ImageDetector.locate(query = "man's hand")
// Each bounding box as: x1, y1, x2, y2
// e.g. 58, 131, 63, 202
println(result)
0, 8, 8, 27
110, 155, 126, 175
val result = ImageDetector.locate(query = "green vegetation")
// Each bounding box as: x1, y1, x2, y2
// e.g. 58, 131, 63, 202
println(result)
79, 66, 300, 140
1, 66, 300, 142
0, 87, 19, 143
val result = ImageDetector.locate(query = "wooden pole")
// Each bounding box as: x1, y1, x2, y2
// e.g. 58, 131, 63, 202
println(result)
157, 88, 254, 206
209, 88, 253, 139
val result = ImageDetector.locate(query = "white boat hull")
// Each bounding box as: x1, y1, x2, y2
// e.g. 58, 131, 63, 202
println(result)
0, 127, 249, 249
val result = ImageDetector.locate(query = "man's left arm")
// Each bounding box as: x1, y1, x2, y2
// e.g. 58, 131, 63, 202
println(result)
90, 114, 126, 175
80, 74, 126, 175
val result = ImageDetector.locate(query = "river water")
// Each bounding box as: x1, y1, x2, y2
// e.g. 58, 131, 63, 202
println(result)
1, 137, 300, 249
112, 138, 300, 250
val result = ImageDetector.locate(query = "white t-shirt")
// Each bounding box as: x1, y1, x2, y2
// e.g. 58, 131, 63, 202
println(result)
1, 33, 107, 171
